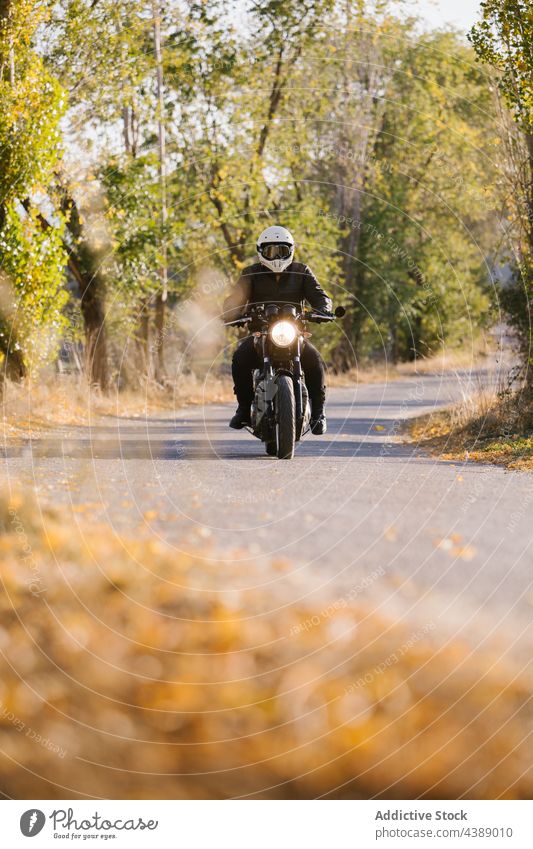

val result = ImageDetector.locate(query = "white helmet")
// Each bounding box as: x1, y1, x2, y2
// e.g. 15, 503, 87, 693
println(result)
257, 225, 295, 273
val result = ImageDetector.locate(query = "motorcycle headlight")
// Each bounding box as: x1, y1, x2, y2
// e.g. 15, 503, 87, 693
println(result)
270, 320, 297, 348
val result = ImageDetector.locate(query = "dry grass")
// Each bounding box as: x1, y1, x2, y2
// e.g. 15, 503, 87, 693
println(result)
407, 380, 533, 471
328, 346, 496, 387
0, 483, 531, 799
0, 373, 235, 439
1, 346, 494, 439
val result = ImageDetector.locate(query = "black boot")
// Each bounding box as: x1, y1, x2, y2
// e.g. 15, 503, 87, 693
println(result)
310, 413, 327, 435
229, 404, 251, 429
310, 398, 327, 435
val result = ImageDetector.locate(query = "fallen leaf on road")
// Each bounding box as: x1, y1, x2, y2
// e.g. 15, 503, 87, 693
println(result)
72, 502, 104, 513
455, 545, 477, 561
434, 536, 476, 560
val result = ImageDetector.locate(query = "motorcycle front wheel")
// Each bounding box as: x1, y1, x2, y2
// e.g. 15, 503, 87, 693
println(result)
276, 375, 296, 459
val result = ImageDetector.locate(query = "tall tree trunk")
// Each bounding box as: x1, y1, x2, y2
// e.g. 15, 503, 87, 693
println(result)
525, 131, 533, 254
122, 98, 150, 383
80, 279, 109, 390
152, 0, 167, 385
329, 10, 390, 371
3, 344, 25, 381
0, 315, 26, 380
136, 298, 152, 382
60, 190, 110, 390
122, 105, 131, 154
409, 313, 423, 361
154, 293, 165, 382
409, 267, 426, 361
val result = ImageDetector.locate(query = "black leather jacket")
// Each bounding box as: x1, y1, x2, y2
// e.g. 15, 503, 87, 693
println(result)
223, 261, 332, 321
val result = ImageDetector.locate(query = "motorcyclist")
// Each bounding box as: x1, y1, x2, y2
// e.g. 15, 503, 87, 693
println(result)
223, 225, 332, 435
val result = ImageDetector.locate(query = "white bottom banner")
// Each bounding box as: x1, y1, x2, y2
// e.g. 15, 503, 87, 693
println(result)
2, 799, 532, 848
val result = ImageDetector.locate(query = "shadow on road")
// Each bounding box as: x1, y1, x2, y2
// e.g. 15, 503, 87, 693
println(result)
1, 415, 438, 462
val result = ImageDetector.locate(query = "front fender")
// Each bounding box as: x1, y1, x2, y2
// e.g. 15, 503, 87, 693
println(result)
274, 369, 293, 381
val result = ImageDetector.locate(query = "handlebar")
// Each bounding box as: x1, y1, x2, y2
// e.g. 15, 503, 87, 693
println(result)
302, 311, 335, 323
224, 311, 338, 327
224, 306, 345, 328
224, 316, 253, 327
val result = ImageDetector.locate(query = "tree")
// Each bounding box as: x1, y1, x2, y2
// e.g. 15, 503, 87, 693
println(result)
27, 0, 503, 385
45, 0, 153, 388
297, 3, 405, 366
151, 0, 168, 384
295, 12, 499, 365
469, 0, 533, 380
358, 29, 499, 362
47, 0, 204, 387
58, 186, 111, 390
185, 0, 336, 269
0, 0, 67, 379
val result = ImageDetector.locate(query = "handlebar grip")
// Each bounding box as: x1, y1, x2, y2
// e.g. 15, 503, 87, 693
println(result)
224, 316, 252, 327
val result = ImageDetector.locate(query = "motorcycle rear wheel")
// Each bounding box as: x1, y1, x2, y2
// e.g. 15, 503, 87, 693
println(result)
276, 375, 296, 459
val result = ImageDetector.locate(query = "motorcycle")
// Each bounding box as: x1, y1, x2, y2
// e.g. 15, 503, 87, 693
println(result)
225, 303, 345, 459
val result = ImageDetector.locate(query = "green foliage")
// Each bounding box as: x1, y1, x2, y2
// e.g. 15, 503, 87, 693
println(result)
0, 3, 65, 205
469, 0, 533, 129
291, 20, 499, 363
0, 202, 68, 368
356, 29, 498, 360
469, 0, 533, 380
48, 0, 154, 127
0, 1, 67, 373
28, 0, 509, 375
99, 152, 193, 344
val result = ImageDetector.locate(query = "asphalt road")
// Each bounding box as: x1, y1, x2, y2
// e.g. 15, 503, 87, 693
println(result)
3, 371, 533, 660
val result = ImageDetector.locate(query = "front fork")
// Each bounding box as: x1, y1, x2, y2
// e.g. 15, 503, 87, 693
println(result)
260, 334, 276, 419
258, 333, 303, 431
293, 336, 303, 422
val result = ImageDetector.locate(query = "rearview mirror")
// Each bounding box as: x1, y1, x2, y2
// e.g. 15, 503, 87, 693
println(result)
334, 306, 346, 318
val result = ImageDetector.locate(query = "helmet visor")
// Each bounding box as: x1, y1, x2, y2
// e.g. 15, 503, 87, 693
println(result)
259, 243, 292, 261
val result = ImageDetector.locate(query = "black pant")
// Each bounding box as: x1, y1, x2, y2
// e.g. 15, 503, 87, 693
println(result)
231, 336, 326, 412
